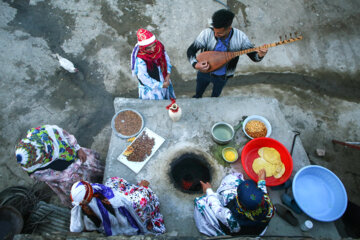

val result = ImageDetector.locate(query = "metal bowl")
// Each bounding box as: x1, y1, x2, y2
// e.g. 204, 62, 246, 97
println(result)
211, 122, 235, 145
111, 109, 144, 139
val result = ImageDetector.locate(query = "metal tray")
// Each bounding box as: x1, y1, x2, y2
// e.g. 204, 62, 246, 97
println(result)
111, 109, 144, 138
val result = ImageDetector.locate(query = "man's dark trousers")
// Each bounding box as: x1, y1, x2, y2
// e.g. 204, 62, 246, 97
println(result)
193, 71, 228, 98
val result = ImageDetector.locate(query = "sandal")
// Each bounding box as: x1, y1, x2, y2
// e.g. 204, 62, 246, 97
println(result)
270, 179, 292, 191
281, 193, 303, 214
275, 203, 299, 226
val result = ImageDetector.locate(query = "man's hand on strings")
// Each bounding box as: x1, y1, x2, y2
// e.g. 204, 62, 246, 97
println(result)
257, 44, 268, 58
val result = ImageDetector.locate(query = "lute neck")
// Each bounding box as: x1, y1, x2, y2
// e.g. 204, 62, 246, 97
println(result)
233, 43, 276, 57
230, 36, 303, 58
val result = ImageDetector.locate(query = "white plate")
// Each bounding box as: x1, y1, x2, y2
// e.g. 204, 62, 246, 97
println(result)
242, 115, 272, 139
117, 127, 165, 174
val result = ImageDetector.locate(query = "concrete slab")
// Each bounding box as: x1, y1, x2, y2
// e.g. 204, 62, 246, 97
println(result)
104, 97, 340, 238
1, 1, 360, 219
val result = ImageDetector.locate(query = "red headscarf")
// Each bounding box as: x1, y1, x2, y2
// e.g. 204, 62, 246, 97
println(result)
136, 29, 167, 79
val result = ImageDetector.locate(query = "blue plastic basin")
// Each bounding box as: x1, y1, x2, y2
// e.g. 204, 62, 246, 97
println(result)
292, 165, 347, 222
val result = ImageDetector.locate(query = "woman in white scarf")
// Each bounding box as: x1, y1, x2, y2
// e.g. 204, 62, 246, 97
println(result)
70, 178, 166, 236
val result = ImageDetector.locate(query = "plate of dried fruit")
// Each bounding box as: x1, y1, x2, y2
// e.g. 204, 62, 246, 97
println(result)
117, 127, 165, 173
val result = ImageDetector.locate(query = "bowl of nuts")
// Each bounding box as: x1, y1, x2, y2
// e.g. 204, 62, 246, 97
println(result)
243, 115, 271, 139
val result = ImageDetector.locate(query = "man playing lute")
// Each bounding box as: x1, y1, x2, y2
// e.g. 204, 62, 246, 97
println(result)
187, 9, 268, 98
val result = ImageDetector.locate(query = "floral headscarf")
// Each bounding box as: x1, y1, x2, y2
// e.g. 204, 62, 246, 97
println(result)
15, 125, 77, 174
230, 180, 274, 225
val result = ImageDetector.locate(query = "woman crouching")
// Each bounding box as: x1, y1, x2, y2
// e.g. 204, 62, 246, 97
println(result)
70, 178, 165, 236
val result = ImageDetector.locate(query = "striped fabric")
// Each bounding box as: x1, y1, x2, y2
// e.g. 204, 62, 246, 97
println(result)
187, 28, 262, 77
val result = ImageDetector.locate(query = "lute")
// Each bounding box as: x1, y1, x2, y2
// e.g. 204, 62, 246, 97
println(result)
196, 32, 303, 73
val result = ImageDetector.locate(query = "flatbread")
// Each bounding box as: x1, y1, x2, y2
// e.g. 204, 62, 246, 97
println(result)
274, 163, 285, 179
258, 147, 281, 164
253, 147, 285, 178
252, 157, 276, 177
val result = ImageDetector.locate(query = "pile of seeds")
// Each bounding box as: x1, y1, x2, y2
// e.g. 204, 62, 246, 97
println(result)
127, 131, 155, 162
245, 120, 267, 138
114, 110, 142, 136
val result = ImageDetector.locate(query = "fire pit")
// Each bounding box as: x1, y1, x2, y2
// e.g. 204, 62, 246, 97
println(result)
170, 153, 212, 194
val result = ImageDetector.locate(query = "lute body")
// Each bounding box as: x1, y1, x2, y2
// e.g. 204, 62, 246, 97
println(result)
196, 35, 303, 73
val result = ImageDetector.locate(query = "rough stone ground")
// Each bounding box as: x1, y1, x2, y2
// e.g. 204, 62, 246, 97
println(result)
0, 0, 359, 237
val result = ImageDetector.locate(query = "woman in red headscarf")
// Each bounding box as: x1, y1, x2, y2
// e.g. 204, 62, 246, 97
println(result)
131, 29, 176, 100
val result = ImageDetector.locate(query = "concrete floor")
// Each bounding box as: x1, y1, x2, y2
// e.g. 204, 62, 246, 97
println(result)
0, 0, 359, 238
104, 97, 340, 238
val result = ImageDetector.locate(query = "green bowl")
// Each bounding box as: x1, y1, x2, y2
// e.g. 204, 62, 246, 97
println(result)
211, 122, 235, 145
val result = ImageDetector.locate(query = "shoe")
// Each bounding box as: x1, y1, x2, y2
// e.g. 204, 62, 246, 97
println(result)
275, 203, 299, 226
271, 179, 292, 191
281, 193, 303, 214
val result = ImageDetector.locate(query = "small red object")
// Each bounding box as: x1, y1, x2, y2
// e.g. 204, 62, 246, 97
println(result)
241, 137, 293, 186
332, 140, 360, 150
166, 98, 179, 112
181, 179, 193, 190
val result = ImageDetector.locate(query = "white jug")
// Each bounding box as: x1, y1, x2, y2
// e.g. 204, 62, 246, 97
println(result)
166, 99, 182, 122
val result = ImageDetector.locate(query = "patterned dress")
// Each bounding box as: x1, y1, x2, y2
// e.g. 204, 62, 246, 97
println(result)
133, 50, 176, 100
194, 172, 271, 236
16, 125, 104, 206
105, 177, 166, 234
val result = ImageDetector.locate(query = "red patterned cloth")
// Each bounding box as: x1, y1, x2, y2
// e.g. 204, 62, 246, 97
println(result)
136, 28, 167, 79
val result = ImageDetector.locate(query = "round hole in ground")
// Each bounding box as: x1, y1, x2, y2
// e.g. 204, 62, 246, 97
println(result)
170, 152, 212, 194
